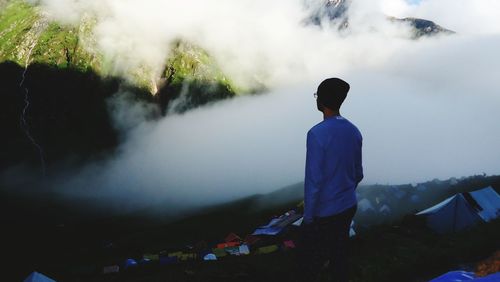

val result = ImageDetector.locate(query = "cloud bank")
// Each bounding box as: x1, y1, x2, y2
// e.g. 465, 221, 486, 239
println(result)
15, 0, 500, 212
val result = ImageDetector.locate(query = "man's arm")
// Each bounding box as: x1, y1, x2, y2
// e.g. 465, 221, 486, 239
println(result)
304, 130, 324, 224
355, 137, 363, 185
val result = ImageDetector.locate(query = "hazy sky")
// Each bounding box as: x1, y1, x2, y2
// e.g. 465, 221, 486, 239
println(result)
16, 0, 500, 211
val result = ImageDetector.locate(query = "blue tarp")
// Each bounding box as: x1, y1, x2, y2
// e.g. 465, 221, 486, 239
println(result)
23, 272, 56, 282
429, 270, 475, 282
430, 271, 500, 282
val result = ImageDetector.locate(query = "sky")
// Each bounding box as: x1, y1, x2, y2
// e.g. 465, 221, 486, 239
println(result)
9, 0, 500, 212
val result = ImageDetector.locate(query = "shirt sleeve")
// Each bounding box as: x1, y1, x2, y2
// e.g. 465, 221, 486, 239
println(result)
355, 137, 364, 185
304, 130, 324, 224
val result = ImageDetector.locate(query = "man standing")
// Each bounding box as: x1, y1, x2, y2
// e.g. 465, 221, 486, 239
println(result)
300, 78, 363, 282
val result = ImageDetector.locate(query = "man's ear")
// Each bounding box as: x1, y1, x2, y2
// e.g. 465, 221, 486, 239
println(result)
317, 99, 324, 112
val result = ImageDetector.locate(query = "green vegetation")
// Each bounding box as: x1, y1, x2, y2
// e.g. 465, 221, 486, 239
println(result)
0, 0, 238, 101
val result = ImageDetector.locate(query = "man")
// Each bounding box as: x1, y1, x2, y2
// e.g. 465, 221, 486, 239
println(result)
299, 78, 363, 282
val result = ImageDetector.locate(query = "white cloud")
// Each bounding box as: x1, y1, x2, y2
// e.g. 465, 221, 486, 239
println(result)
25, 0, 500, 211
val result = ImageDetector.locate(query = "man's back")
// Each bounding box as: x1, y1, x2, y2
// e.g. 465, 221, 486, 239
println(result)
304, 115, 363, 222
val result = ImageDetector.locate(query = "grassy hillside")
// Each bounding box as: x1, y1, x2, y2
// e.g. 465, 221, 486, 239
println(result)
0, 0, 242, 169
0, 0, 238, 101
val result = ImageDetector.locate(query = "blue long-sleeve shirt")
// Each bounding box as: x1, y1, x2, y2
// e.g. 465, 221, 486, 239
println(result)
304, 115, 363, 224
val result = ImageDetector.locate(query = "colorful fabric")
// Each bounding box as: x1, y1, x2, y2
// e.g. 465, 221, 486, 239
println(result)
212, 248, 227, 258
143, 254, 160, 261
283, 240, 296, 249
256, 245, 279, 254
239, 244, 250, 255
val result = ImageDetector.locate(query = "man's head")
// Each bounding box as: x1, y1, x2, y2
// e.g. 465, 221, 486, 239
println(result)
316, 78, 350, 112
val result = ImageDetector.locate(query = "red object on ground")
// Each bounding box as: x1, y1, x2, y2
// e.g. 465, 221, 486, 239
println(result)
216, 241, 240, 249
283, 240, 296, 249
225, 232, 241, 243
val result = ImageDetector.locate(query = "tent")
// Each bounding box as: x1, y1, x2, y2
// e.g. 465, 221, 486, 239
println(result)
379, 204, 391, 214
468, 187, 500, 222
23, 272, 56, 282
252, 210, 302, 236
430, 270, 500, 282
224, 232, 241, 243
416, 187, 500, 233
358, 198, 375, 212
123, 259, 138, 269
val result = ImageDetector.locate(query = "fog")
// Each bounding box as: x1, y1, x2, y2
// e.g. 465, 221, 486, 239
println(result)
12, 0, 500, 211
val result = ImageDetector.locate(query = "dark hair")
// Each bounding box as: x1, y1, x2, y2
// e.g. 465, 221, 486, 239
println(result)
317, 78, 350, 110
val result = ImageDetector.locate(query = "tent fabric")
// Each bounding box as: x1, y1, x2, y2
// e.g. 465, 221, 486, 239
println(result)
124, 259, 138, 268
252, 211, 302, 236
23, 272, 57, 282
416, 187, 500, 233
212, 248, 227, 258
379, 204, 391, 214
217, 241, 240, 249
283, 240, 296, 249
239, 244, 250, 255
224, 232, 241, 243
416, 194, 483, 234
256, 245, 279, 255
143, 254, 159, 261
429, 271, 500, 282
358, 198, 375, 212
469, 187, 500, 222
178, 253, 197, 261
203, 253, 217, 261
225, 247, 240, 256
429, 270, 476, 282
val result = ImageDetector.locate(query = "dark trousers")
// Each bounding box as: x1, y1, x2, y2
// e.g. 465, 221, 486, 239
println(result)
296, 205, 357, 282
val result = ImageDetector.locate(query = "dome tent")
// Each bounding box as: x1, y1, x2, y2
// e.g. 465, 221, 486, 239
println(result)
23, 271, 56, 282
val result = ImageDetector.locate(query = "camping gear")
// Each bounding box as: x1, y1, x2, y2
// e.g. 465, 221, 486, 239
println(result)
256, 245, 279, 255
124, 259, 138, 269
225, 246, 240, 256
468, 187, 500, 221
416, 186, 500, 233
225, 232, 241, 242
23, 272, 57, 282
178, 253, 197, 261
212, 248, 227, 258
239, 244, 250, 255
252, 210, 302, 235
283, 240, 296, 249
429, 270, 475, 282
429, 270, 500, 282
102, 265, 120, 274
216, 241, 240, 248
143, 254, 160, 261
203, 253, 217, 261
